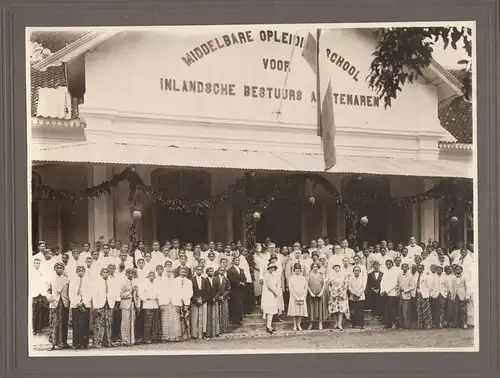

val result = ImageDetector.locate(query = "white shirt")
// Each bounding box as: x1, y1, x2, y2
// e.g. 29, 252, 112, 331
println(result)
109, 248, 120, 258
116, 258, 134, 270
400, 256, 414, 267
450, 248, 473, 263
172, 276, 193, 306
99, 255, 119, 270
351, 264, 368, 287
386, 250, 398, 260
406, 244, 423, 259
40, 258, 55, 279
139, 279, 159, 309
30, 268, 47, 297
157, 274, 176, 306
238, 255, 253, 283
69, 275, 92, 308
90, 278, 116, 309
341, 247, 356, 262
380, 267, 399, 296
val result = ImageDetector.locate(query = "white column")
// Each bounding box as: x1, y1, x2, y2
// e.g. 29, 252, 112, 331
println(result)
88, 165, 114, 244
420, 178, 438, 243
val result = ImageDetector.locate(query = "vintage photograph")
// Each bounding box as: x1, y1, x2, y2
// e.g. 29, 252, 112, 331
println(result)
27, 23, 477, 356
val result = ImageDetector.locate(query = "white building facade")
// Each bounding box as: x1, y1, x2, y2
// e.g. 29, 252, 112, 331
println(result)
30, 28, 474, 251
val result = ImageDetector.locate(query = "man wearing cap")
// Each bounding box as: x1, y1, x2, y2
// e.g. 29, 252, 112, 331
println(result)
119, 268, 138, 346
397, 263, 414, 329
91, 267, 117, 348
405, 237, 423, 259
380, 259, 399, 329
412, 264, 432, 329
46, 262, 70, 350
69, 265, 91, 349
33, 241, 46, 260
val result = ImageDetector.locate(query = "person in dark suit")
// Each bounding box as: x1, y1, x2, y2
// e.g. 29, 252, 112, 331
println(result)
190, 265, 210, 339
366, 261, 384, 318
227, 256, 247, 326
214, 267, 231, 333
205, 267, 221, 338
173, 255, 192, 279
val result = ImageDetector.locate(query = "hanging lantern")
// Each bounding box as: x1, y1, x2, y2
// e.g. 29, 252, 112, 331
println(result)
308, 196, 316, 206
360, 216, 369, 226
132, 209, 142, 220
450, 216, 458, 223
253, 212, 261, 221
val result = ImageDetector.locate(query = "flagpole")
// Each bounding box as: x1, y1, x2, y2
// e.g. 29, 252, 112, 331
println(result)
316, 28, 321, 137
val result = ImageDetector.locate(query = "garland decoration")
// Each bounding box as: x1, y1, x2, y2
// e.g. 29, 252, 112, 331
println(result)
34, 166, 473, 246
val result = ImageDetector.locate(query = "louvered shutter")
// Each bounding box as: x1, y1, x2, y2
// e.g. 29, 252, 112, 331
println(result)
210, 203, 228, 245
158, 172, 181, 198
182, 171, 207, 200
39, 199, 61, 250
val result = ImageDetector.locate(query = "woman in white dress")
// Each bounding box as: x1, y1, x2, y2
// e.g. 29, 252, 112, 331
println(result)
287, 263, 308, 331
261, 263, 280, 335
267, 254, 285, 320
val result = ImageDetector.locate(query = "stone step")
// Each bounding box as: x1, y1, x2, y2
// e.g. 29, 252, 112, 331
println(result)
231, 310, 385, 334
230, 318, 385, 334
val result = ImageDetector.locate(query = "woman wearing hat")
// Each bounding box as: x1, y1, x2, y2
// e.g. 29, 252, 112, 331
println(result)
261, 262, 280, 334
288, 263, 308, 331
327, 263, 349, 330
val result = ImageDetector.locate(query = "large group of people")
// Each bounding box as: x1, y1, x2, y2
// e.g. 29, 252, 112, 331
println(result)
30, 236, 476, 350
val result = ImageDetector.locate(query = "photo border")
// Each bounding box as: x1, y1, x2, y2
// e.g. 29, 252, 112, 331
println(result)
1, 0, 498, 377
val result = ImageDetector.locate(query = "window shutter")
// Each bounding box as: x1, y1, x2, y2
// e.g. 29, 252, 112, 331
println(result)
210, 203, 228, 245
39, 199, 61, 249
157, 172, 181, 198
182, 172, 207, 200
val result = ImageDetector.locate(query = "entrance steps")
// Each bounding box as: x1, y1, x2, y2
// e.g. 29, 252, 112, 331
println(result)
228, 308, 385, 334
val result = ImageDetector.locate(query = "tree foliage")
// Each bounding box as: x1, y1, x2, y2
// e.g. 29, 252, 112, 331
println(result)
367, 27, 472, 108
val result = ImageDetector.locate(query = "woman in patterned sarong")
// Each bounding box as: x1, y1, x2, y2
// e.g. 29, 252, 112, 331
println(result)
158, 261, 181, 341
327, 264, 350, 330
215, 266, 231, 333
119, 269, 137, 346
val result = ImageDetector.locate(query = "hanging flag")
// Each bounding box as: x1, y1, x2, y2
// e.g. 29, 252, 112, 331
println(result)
301, 29, 336, 170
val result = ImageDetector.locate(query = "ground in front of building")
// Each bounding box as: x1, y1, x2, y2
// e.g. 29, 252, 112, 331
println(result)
31, 327, 474, 353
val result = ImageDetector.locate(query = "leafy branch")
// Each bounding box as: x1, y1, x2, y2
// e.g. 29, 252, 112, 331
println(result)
367, 26, 473, 108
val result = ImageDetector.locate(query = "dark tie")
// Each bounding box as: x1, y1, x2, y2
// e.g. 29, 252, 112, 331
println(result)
77, 277, 83, 298
416, 274, 421, 290
105, 280, 108, 295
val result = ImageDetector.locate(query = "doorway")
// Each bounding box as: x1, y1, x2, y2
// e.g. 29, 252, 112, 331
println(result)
153, 169, 211, 246
342, 176, 390, 246
256, 198, 302, 246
